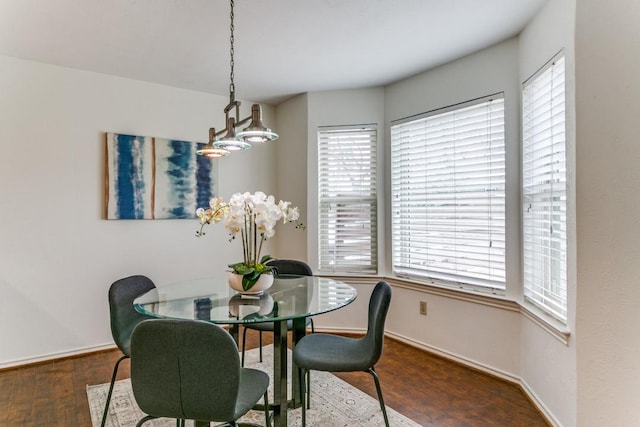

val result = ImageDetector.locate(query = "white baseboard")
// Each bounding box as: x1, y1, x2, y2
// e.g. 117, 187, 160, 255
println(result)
315, 327, 560, 427
312, 326, 366, 335
386, 331, 520, 383
518, 379, 563, 427
384, 331, 561, 427
0, 343, 116, 370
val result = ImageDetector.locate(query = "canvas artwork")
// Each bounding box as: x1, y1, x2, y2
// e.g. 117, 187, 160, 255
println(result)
105, 133, 218, 219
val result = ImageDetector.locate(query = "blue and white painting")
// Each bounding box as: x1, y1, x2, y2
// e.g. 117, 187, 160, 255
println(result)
106, 133, 218, 219
106, 133, 153, 219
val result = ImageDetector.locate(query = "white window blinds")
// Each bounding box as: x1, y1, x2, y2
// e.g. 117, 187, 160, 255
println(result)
390, 95, 506, 289
522, 54, 567, 322
318, 125, 378, 274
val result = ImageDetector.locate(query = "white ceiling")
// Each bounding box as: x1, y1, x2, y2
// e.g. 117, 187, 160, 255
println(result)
0, 0, 547, 104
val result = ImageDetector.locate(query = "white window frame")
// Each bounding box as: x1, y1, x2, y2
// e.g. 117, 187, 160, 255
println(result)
390, 94, 506, 291
522, 53, 568, 323
317, 124, 378, 274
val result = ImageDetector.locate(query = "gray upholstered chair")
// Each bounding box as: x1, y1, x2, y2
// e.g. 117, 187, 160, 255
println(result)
241, 259, 315, 366
293, 281, 392, 427
130, 319, 271, 427
101, 275, 157, 427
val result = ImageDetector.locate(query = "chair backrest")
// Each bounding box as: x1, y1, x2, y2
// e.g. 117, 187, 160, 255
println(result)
267, 259, 313, 277
130, 319, 242, 422
108, 275, 156, 355
362, 281, 392, 367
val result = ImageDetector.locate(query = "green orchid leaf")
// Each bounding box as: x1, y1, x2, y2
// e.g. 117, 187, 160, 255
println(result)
240, 267, 274, 291
242, 274, 258, 291
231, 263, 255, 276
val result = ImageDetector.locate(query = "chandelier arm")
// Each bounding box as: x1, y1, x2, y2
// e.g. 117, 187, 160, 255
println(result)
210, 118, 260, 137
235, 115, 252, 127
213, 128, 227, 138
223, 100, 240, 114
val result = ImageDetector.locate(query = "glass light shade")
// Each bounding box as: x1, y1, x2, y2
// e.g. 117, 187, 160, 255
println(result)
196, 144, 229, 158
238, 129, 279, 143
237, 104, 279, 143
196, 128, 230, 157
213, 117, 252, 151
213, 137, 251, 151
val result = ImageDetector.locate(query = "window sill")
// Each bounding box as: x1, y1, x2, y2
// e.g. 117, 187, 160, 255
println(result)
519, 302, 571, 345
319, 273, 571, 345
386, 275, 519, 312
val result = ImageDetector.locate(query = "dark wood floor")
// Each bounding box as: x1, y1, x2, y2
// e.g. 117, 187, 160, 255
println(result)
0, 331, 549, 426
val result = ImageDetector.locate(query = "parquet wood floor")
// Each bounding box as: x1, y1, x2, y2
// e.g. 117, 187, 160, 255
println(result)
0, 332, 549, 426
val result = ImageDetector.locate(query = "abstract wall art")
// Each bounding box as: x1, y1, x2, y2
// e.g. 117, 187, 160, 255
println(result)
105, 132, 218, 219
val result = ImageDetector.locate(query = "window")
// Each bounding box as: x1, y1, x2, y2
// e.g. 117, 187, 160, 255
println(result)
390, 95, 506, 290
522, 54, 567, 322
318, 125, 378, 274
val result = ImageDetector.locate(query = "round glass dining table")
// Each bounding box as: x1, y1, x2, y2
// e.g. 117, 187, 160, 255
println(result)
133, 274, 357, 427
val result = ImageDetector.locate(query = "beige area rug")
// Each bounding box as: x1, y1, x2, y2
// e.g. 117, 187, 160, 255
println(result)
88, 346, 420, 427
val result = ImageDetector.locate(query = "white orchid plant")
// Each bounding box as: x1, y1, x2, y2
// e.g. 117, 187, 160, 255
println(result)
196, 191, 303, 291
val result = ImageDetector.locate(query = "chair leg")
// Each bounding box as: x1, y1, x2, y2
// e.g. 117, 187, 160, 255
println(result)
299, 367, 307, 427
241, 326, 248, 366
306, 370, 311, 409
100, 354, 128, 427
306, 319, 314, 408
368, 367, 390, 427
264, 391, 272, 427
241, 327, 264, 365
135, 414, 157, 427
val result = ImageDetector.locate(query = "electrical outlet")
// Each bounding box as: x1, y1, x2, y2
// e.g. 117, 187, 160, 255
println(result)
419, 300, 427, 315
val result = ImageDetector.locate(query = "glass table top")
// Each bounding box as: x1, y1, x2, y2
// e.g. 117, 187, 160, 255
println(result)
134, 274, 357, 324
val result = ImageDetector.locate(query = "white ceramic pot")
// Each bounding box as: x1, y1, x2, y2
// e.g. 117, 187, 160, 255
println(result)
228, 272, 274, 294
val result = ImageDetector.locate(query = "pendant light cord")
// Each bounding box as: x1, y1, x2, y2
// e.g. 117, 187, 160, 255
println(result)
229, 0, 235, 97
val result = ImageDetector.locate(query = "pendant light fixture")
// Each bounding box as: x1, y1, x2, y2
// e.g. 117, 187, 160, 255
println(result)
197, 0, 278, 158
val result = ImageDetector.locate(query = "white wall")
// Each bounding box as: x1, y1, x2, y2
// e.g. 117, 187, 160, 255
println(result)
518, 0, 577, 425
273, 93, 309, 260
384, 38, 522, 300
382, 39, 524, 377
305, 88, 386, 274
0, 55, 277, 366
575, 0, 640, 424
281, 44, 526, 384
300, 88, 386, 330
